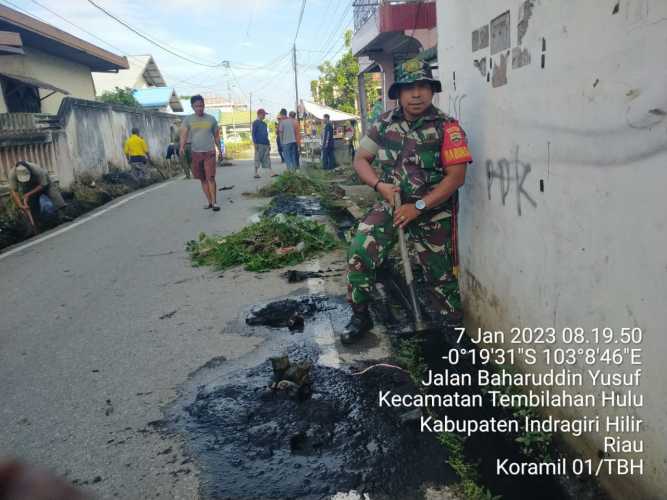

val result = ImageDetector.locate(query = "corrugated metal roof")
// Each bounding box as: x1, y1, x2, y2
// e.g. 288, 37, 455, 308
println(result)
93, 55, 166, 94
133, 87, 183, 112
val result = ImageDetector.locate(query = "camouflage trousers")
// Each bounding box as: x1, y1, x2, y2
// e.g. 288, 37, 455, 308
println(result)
347, 202, 461, 317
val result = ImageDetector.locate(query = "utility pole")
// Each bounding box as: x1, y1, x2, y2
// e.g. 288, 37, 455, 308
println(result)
292, 43, 299, 117
249, 92, 252, 126
226, 82, 236, 135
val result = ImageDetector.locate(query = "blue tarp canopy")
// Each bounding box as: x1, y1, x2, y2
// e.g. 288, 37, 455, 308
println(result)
133, 87, 183, 112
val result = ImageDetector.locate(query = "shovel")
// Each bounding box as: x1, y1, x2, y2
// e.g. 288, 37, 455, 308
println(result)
394, 191, 427, 333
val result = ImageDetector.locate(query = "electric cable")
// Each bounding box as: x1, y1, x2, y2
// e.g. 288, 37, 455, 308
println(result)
86, 0, 225, 67
293, 0, 307, 44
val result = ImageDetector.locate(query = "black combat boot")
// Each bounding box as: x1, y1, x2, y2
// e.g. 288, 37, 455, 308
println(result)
340, 305, 373, 345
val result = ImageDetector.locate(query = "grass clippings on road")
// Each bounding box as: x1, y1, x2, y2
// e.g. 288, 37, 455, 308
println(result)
253, 171, 344, 202
186, 215, 339, 272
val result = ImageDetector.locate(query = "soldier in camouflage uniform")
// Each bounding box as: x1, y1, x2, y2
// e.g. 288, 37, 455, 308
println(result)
342, 59, 473, 344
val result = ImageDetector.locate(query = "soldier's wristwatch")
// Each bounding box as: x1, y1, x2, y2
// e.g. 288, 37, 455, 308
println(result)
415, 199, 426, 211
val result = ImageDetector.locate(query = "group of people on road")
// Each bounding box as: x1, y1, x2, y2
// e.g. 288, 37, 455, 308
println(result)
275, 109, 300, 170
7, 61, 471, 348
251, 107, 338, 173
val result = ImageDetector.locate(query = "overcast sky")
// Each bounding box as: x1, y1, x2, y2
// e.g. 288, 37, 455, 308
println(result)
4, 0, 354, 114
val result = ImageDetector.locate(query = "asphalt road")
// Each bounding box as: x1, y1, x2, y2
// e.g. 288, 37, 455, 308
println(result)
0, 159, 303, 499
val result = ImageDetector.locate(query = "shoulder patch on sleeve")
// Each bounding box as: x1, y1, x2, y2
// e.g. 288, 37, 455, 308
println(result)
441, 120, 473, 166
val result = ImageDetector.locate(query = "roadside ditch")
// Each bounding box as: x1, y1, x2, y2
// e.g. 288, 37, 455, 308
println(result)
0, 162, 184, 251
166, 168, 607, 499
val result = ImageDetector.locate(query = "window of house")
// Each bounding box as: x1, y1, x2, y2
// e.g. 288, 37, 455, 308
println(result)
1, 76, 41, 113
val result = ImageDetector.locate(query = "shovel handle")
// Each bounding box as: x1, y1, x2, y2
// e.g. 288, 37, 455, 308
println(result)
394, 192, 424, 327
394, 192, 414, 285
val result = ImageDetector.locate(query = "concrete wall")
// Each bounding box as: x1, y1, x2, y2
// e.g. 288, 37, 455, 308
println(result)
436, 1, 667, 498
59, 98, 177, 186
0, 46, 97, 114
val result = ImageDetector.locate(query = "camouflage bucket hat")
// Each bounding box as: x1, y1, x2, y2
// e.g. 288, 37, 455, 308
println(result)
388, 58, 442, 99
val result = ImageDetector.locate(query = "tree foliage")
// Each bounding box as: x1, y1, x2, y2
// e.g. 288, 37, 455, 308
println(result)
311, 30, 379, 114
99, 87, 140, 107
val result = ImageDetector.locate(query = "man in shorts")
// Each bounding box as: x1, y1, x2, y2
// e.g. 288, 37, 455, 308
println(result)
180, 95, 222, 211
251, 108, 276, 178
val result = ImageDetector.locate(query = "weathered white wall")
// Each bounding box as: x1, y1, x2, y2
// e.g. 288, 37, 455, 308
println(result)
0, 46, 96, 114
0, 99, 177, 190
436, 1, 667, 498
60, 99, 177, 186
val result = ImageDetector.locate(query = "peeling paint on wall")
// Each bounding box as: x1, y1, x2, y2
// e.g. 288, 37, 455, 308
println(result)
517, 0, 535, 45
490, 11, 511, 55
491, 51, 509, 87
473, 57, 487, 76
511, 47, 531, 69
471, 24, 490, 51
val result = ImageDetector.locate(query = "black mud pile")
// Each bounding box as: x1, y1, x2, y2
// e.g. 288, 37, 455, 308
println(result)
282, 269, 344, 283
264, 194, 327, 218
0, 213, 32, 249
246, 295, 336, 329
184, 350, 454, 500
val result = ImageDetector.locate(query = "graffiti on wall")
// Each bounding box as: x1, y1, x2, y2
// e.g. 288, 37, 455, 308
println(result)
447, 93, 467, 121
485, 147, 537, 216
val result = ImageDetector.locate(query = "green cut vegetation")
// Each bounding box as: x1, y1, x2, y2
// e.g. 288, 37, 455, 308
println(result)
186, 215, 339, 272
256, 170, 344, 202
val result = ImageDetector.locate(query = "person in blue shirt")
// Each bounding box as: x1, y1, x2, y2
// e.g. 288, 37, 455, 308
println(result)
251, 109, 276, 178
321, 114, 335, 170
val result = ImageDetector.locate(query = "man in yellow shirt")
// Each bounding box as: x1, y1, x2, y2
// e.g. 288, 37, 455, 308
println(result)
123, 128, 151, 180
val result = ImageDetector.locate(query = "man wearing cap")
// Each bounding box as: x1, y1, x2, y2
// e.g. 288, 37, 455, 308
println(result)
252, 108, 276, 178
8, 160, 67, 230
341, 59, 473, 344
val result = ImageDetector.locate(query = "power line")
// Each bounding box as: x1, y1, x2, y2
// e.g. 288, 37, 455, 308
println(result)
315, 3, 350, 55
245, 0, 257, 38
293, 0, 307, 44
243, 58, 294, 95
314, 6, 352, 63
311, 10, 353, 69
25, 0, 125, 55
4, 0, 295, 107
232, 51, 292, 78
18, 0, 229, 88
6, 0, 165, 74
86, 0, 226, 68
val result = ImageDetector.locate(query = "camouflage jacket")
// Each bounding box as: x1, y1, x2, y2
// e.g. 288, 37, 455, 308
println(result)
360, 105, 463, 210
